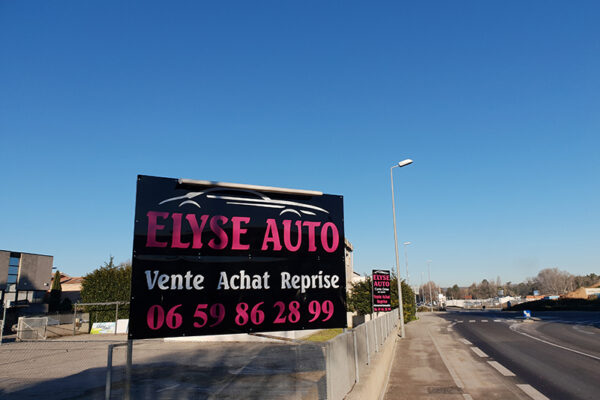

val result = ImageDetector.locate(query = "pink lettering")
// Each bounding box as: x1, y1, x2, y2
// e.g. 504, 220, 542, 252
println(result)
320, 222, 339, 253
208, 215, 229, 250
231, 216, 251, 250
302, 221, 321, 252
171, 213, 190, 248
261, 219, 282, 251
186, 214, 209, 249
282, 220, 302, 252
146, 211, 169, 247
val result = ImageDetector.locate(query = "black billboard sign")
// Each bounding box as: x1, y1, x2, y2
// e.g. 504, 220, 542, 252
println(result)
372, 269, 391, 312
129, 175, 346, 339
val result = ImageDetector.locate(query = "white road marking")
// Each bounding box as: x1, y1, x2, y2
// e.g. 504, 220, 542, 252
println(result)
457, 320, 464, 323
463, 394, 474, 400
510, 324, 600, 361
469, 320, 476, 323
573, 325, 595, 335
470, 346, 488, 358
481, 320, 488, 322
448, 328, 453, 332
487, 361, 515, 376
459, 338, 472, 345
494, 319, 502, 322
517, 384, 550, 400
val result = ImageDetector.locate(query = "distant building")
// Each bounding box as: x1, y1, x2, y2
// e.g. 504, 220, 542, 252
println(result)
1, 250, 52, 307
50, 273, 83, 303
1, 250, 53, 331
562, 283, 600, 299
351, 271, 366, 285
344, 239, 354, 290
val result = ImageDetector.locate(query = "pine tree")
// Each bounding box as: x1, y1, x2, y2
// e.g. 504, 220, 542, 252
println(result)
48, 270, 62, 312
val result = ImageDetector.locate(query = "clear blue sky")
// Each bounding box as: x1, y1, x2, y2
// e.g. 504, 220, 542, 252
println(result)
1, 1, 598, 287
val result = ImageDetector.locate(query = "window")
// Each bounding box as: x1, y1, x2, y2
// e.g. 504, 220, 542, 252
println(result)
7, 254, 20, 291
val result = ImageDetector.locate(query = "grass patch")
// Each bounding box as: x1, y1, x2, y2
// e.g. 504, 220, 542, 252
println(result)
303, 328, 343, 342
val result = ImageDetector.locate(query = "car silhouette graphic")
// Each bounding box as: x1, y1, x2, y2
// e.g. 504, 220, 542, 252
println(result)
159, 187, 329, 217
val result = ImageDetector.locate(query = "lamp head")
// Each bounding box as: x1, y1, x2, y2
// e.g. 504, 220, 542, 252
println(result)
398, 159, 413, 167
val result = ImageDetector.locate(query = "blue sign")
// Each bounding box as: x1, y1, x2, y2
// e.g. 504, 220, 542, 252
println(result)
523, 310, 531, 319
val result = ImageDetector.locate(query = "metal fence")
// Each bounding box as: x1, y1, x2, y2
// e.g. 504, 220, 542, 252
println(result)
326, 309, 399, 400
0, 310, 399, 400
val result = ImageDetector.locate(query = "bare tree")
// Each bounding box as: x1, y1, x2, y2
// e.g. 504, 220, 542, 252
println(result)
535, 267, 574, 294
419, 281, 441, 304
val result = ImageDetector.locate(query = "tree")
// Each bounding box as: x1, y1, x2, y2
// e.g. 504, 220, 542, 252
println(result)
48, 270, 62, 312
419, 281, 441, 303
535, 268, 574, 295
573, 273, 600, 289
446, 284, 461, 299
347, 277, 373, 316
467, 283, 477, 298
347, 273, 416, 323
80, 256, 131, 325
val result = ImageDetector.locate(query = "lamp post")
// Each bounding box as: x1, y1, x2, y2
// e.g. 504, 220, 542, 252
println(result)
404, 241, 418, 309
403, 242, 411, 285
391, 159, 413, 338
427, 260, 433, 312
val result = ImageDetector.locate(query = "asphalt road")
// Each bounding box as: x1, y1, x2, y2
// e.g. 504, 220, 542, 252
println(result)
440, 309, 600, 400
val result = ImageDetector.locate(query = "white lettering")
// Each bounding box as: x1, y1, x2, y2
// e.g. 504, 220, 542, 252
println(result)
145, 270, 159, 290
218, 271, 271, 290
144, 269, 204, 291
279, 272, 340, 293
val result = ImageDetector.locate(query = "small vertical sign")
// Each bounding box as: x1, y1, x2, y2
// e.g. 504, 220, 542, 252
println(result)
372, 269, 391, 312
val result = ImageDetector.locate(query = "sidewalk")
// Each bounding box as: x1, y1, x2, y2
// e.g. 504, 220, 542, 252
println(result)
383, 313, 529, 400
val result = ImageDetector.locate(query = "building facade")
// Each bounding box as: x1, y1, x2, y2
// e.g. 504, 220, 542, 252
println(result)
0, 250, 53, 309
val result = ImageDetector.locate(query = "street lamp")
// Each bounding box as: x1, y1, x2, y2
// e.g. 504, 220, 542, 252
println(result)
403, 242, 411, 285
427, 260, 433, 312
391, 158, 413, 338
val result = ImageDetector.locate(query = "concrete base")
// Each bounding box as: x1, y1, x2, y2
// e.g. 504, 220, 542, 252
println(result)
345, 327, 398, 400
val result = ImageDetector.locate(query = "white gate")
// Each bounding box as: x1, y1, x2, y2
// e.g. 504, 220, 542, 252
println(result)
16, 317, 48, 340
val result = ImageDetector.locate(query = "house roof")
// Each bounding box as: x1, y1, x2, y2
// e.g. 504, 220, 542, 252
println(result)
51, 273, 84, 287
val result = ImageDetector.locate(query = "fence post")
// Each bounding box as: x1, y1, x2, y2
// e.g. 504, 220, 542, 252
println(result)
325, 341, 333, 400
374, 317, 378, 352
0, 301, 7, 346
105, 344, 114, 400
73, 305, 77, 336
125, 339, 133, 400
353, 329, 360, 384
365, 323, 370, 365
115, 303, 119, 335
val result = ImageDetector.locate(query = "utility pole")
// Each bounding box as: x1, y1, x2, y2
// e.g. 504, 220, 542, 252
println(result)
428, 260, 433, 312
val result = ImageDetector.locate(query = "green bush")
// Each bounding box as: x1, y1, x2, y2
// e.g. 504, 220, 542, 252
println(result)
80, 257, 131, 326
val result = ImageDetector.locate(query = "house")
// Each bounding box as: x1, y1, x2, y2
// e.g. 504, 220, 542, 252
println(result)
50, 273, 84, 303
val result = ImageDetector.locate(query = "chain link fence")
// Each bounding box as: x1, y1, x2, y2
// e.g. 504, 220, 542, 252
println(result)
0, 310, 399, 400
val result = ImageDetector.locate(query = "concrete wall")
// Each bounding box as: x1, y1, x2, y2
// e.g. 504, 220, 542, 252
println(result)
18, 253, 53, 291
0, 251, 9, 289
